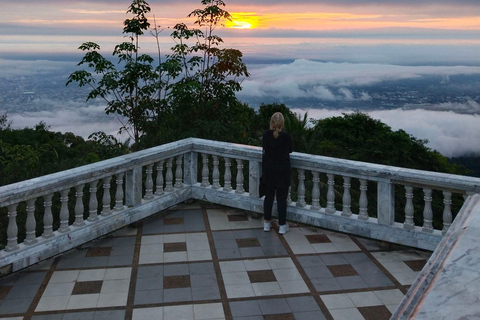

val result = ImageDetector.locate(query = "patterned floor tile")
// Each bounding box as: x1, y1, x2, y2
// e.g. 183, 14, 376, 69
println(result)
371, 250, 430, 285
283, 227, 361, 254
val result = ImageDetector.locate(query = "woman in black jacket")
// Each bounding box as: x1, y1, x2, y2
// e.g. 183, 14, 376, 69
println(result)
262, 112, 293, 234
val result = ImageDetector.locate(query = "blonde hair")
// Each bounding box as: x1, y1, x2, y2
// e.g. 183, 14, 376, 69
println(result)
270, 112, 285, 139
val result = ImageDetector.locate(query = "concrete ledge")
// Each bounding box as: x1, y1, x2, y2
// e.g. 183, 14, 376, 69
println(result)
392, 194, 480, 319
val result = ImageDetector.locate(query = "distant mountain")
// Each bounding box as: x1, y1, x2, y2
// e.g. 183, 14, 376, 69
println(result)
449, 156, 480, 177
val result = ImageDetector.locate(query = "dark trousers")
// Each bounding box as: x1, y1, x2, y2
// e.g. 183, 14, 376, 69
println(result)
263, 184, 289, 225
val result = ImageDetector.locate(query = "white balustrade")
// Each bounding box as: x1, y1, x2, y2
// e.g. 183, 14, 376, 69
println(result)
59, 189, 70, 232
42, 193, 54, 238
422, 188, 434, 233
165, 158, 174, 192
442, 191, 452, 235
212, 155, 221, 189
296, 169, 306, 207
175, 155, 183, 188
144, 164, 154, 199
326, 174, 336, 214
235, 159, 245, 194
341, 176, 352, 216
358, 179, 368, 220
6, 204, 19, 251
310, 171, 321, 210
88, 181, 99, 222
201, 153, 210, 187
0, 138, 478, 273
155, 160, 165, 195
114, 174, 124, 211
223, 157, 232, 191
25, 198, 37, 244
101, 178, 112, 216
404, 185, 415, 230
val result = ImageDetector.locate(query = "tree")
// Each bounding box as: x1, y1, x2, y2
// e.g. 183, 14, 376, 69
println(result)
67, 0, 159, 148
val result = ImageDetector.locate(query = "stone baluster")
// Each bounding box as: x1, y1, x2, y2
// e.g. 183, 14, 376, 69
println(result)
114, 174, 124, 211
310, 171, 321, 210
175, 155, 183, 188
59, 189, 70, 232
404, 185, 415, 230
25, 198, 37, 244
296, 169, 306, 207
212, 155, 221, 189
155, 160, 165, 195
422, 188, 434, 233
74, 184, 86, 226
42, 193, 54, 238
165, 158, 174, 192
6, 204, 19, 251
223, 157, 232, 191
235, 159, 245, 194
287, 186, 293, 205
326, 174, 336, 214
201, 153, 210, 187
442, 191, 452, 235
144, 164, 154, 199
101, 177, 112, 216
88, 180, 99, 222
358, 179, 369, 220
341, 176, 352, 216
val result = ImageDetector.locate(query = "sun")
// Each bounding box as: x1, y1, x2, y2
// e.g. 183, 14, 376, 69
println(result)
226, 12, 259, 29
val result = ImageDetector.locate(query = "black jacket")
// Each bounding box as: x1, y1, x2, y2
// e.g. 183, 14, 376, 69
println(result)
262, 130, 293, 188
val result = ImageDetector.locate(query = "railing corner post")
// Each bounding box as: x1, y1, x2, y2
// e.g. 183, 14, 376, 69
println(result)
377, 180, 395, 225
126, 167, 142, 207
183, 151, 197, 186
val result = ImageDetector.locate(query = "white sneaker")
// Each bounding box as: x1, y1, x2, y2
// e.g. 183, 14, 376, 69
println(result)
263, 221, 271, 232
279, 224, 289, 235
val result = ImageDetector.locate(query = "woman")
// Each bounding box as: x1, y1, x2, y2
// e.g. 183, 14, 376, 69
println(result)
262, 112, 293, 234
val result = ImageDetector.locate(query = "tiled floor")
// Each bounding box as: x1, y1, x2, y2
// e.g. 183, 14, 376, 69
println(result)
0, 202, 432, 320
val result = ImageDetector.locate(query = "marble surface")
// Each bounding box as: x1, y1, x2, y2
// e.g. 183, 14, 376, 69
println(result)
394, 194, 480, 319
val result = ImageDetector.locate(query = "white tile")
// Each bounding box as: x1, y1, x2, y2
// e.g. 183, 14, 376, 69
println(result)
224, 283, 255, 298
321, 293, 356, 310
49, 270, 79, 283
382, 262, 414, 273
252, 282, 283, 296
333, 241, 360, 252
278, 280, 309, 294
188, 250, 212, 261
101, 279, 130, 293
66, 293, 99, 309
97, 292, 128, 307
43, 282, 75, 297
139, 252, 164, 264
222, 271, 250, 285
35, 295, 70, 312
164, 233, 186, 243
164, 251, 188, 263
220, 261, 246, 273
347, 291, 383, 307
194, 303, 225, 320
374, 289, 405, 305
164, 305, 194, 320
243, 259, 270, 271
104, 267, 131, 280
273, 268, 304, 281
312, 243, 340, 253
289, 245, 315, 254
386, 304, 400, 313
390, 271, 419, 285
142, 235, 164, 245
329, 308, 365, 320
132, 306, 164, 320
187, 240, 210, 251
186, 233, 208, 243
78, 268, 106, 281
268, 257, 295, 270
229, 221, 251, 229
140, 244, 164, 254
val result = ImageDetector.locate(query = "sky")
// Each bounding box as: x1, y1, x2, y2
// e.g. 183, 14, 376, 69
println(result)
1, 0, 480, 157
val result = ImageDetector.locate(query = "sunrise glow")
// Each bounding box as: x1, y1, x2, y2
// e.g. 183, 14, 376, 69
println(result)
226, 12, 260, 29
